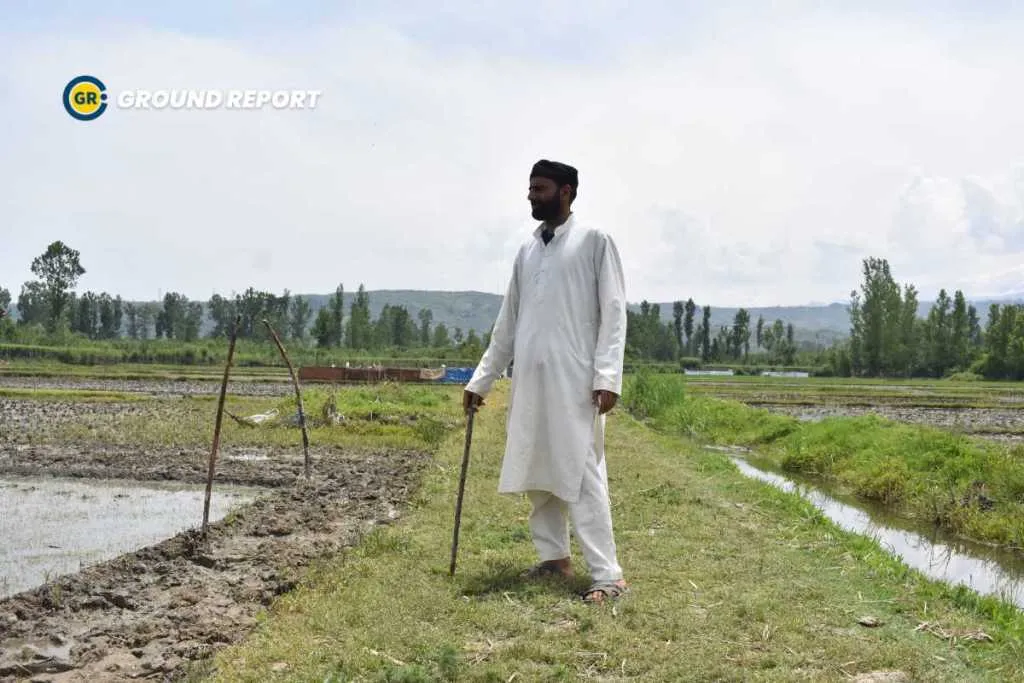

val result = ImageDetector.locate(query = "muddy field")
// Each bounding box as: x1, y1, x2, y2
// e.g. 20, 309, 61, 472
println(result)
0, 380, 434, 682
0, 376, 290, 398
0, 396, 312, 487
758, 404, 1024, 444
685, 378, 1024, 445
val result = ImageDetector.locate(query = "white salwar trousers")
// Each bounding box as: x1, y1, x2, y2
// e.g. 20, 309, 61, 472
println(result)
526, 442, 622, 582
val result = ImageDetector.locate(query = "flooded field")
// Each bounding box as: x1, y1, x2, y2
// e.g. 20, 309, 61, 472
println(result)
0, 477, 258, 600
0, 376, 436, 681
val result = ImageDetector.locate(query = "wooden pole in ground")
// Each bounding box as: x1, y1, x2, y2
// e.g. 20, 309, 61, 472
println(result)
203, 314, 240, 535
263, 318, 310, 478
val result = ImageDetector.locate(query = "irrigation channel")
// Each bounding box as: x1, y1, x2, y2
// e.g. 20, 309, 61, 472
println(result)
711, 446, 1024, 611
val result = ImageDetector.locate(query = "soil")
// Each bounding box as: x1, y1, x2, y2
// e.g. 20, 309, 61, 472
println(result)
0, 377, 289, 398
0, 383, 433, 682
757, 404, 1024, 444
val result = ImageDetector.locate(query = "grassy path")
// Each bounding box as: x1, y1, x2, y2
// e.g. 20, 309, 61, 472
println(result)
206, 382, 1024, 682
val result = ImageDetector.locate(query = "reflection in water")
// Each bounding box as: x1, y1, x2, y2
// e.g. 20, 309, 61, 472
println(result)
728, 455, 1024, 611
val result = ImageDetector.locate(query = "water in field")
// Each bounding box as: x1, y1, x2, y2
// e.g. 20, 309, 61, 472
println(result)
720, 449, 1024, 611
0, 476, 259, 600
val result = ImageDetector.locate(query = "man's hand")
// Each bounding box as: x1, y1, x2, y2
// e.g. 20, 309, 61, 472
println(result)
463, 390, 485, 414
593, 390, 618, 415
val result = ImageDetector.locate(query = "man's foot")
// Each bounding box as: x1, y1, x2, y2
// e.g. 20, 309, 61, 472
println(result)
521, 558, 572, 579
581, 579, 628, 603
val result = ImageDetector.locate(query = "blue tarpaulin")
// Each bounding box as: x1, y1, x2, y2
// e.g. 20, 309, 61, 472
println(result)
440, 367, 475, 384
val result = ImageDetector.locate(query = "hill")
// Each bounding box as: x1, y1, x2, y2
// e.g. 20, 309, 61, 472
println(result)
246, 291, 853, 344
298, 289, 499, 338
213, 289, 1024, 344
7, 289, 1024, 345
639, 293, 1024, 345
642, 301, 850, 345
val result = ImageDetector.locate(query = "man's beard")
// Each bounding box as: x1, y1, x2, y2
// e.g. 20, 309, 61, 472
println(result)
531, 195, 561, 221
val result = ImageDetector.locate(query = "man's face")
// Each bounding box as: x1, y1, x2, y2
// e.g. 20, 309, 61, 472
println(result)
528, 177, 563, 221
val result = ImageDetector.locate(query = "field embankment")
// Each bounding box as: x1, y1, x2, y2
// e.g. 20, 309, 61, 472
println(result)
626, 373, 1024, 554
200, 380, 1024, 682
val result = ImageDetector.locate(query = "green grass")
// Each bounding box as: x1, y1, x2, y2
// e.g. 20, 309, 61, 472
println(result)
273, 383, 449, 418
201, 379, 1024, 682
625, 373, 1024, 552
15, 383, 462, 453
683, 375, 1023, 389
0, 339, 482, 369
738, 399, 1016, 409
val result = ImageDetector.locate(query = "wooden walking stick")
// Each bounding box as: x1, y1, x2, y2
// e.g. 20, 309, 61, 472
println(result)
449, 406, 476, 576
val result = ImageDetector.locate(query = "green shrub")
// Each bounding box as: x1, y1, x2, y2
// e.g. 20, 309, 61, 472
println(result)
622, 370, 685, 420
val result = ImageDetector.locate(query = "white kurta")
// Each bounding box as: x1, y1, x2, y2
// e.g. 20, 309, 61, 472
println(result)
465, 214, 627, 504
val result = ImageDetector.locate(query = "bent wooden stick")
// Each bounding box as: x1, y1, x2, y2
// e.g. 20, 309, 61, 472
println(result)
263, 318, 311, 478
449, 407, 476, 576
203, 314, 240, 535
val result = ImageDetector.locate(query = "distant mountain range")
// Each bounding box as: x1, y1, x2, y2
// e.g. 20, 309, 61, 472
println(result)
293, 290, 1024, 345
634, 292, 1024, 344
8, 289, 1024, 345
212, 290, 857, 344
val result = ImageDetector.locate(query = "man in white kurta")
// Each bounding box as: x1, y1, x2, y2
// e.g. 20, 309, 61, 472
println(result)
464, 159, 628, 603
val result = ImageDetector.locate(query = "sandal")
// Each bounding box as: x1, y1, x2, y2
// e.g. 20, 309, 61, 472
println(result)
581, 579, 629, 603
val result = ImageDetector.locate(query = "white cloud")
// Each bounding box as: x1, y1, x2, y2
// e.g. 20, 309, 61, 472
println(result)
1, 3, 1023, 308
889, 166, 1024, 297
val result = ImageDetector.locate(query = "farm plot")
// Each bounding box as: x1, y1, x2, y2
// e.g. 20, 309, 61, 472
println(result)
685, 377, 1024, 443
0, 375, 289, 399
0, 380, 459, 681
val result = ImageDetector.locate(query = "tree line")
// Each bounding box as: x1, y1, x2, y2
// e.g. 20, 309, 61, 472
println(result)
5, 242, 1024, 379
4, 241, 795, 367
625, 256, 1024, 380
830, 256, 1023, 380
1, 241, 485, 357
625, 299, 799, 366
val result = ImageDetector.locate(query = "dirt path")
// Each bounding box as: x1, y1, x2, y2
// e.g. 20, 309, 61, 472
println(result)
0, 446, 430, 681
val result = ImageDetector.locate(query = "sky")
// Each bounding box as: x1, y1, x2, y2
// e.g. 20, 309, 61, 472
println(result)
2, 1, 1023, 308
